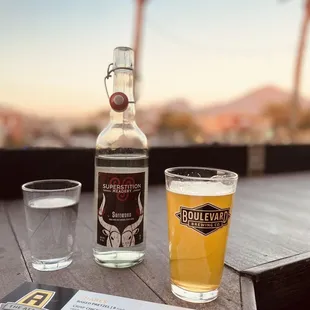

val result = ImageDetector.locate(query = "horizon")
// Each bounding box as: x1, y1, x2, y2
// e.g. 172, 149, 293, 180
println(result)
0, 0, 309, 117
2, 83, 307, 119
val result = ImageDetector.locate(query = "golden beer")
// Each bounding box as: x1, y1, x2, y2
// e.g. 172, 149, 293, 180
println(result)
165, 167, 238, 303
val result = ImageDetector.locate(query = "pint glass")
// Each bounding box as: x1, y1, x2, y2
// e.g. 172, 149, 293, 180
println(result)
164, 167, 238, 303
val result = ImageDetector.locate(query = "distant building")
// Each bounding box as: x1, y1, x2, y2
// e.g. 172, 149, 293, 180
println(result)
0, 123, 7, 147
31, 135, 66, 148
68, 134, 97, 148
0, 109, 25, 147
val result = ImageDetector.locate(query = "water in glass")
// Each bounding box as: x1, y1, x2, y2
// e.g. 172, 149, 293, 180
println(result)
24, 196, 78, 271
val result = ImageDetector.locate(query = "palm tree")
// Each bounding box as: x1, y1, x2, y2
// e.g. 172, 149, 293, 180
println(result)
282, 0, 310, 142
132, 0, 148, 101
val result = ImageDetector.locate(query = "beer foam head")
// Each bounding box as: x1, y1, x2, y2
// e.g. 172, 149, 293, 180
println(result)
169, 180, 236, 196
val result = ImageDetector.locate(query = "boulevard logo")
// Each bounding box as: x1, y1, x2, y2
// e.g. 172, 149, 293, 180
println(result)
175, 203, 231, 236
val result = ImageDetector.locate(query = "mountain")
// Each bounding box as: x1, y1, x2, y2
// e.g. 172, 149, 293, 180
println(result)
0, 102, 22, 114
203, 85, 310, 116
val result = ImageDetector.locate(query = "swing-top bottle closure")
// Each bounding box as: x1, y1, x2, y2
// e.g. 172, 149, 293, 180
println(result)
104, 47, 135, 113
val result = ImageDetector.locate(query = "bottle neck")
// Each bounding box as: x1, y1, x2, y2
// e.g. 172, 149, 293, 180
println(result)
113, 69, 134, 102
110, 102, 136, 123
110, 69, 136, 123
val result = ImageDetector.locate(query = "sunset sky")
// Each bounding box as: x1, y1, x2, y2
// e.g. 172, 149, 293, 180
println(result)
0, 0, 309, 117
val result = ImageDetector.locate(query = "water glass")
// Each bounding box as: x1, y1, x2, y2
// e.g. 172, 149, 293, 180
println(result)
22, 179, 81, 271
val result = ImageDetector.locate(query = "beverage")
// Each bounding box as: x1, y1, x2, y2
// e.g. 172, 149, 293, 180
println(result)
92, 46, 149, 268
165, 167, 238, 303
167, 182, 234, 290
24, 196, 79, 271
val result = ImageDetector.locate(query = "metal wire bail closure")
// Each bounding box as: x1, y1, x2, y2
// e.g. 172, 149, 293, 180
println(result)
104, 62, 132, 112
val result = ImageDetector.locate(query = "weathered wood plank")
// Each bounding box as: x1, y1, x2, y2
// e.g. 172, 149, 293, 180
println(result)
132, 220, 241, 310
240, 276, 257, 310
227, 194, 296, 271
144, 191, 241, 310
5, 191, 242, 309
67, 192, 241, 309
243, 252, 310, 310
0, 203, 31, 299
228, 175, 310, 270
132, 184, 294, 272
144, 177, 310, 272
4, 200, 163, 304
243, 251, 310, 276
4, 172, 310, 309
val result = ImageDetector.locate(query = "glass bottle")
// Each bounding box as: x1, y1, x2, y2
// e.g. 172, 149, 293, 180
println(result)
92, 46, 148, 268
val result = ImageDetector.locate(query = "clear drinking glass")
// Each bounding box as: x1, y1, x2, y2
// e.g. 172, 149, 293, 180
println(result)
164, 167, 238, 303
22, 179, 81, 271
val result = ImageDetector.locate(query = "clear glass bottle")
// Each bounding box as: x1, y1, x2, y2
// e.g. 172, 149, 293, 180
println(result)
92, 46, 148, 268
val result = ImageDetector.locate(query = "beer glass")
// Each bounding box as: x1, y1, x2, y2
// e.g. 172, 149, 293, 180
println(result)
164, 167, 238, 303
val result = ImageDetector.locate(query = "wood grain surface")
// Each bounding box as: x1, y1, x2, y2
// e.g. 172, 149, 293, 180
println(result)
244, 252, 310, 310
240, 276, 257, 310
0, 203, 30, 299
126, 175, 310, 272
4, 172, 310, 309
4, 199, 163, 304
228, 173, 310, 270
3, 193, 241, 310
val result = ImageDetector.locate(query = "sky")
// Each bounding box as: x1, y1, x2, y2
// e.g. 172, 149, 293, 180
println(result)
0, 0, 309, 117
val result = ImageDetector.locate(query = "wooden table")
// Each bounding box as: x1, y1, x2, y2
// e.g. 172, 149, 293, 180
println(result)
2, 172, 310, 310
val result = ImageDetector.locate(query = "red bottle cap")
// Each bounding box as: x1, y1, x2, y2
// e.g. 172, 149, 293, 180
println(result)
109, 92, 129, 112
